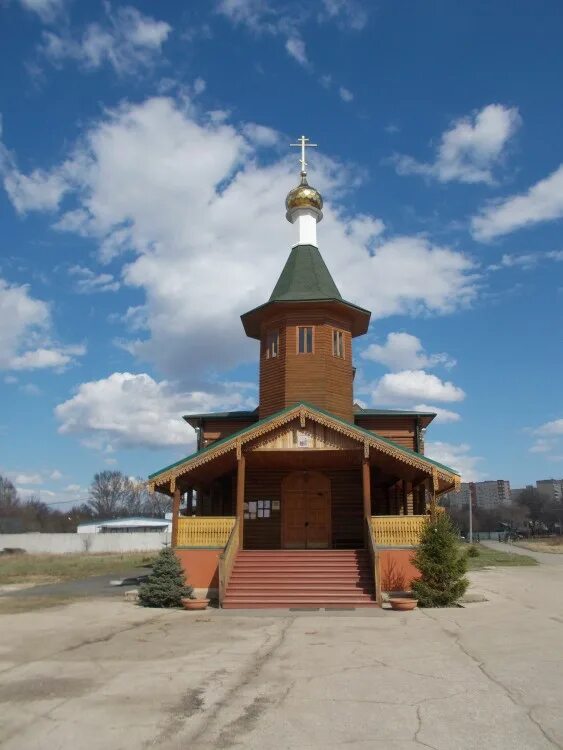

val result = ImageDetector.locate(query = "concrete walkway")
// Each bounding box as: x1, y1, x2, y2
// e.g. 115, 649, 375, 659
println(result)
1, 560, 563, 749
482, 539, 563, 566
0, 568, 149, 599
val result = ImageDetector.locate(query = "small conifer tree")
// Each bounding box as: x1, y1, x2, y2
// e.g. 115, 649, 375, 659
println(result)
411, 512, 469, 607
138, 547, 193, 608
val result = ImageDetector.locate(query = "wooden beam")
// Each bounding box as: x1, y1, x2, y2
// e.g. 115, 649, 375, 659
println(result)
171, 486, 181, 548
236, 452, 246, 549
362, 457, 372, 521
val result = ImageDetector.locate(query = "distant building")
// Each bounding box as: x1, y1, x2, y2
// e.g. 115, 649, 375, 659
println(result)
443, 480, 511, 509
536, 479, 563, 503
77, 517, 172, 534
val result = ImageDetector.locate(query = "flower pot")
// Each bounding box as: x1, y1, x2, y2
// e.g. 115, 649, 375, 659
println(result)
389, 598, 418, 611
181, 598, 209, 610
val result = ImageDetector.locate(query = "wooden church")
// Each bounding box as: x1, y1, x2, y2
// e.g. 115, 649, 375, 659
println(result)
149, 137, 460, 608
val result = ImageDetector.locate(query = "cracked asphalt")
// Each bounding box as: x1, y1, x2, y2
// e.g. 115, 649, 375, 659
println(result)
1, 561, 562, 749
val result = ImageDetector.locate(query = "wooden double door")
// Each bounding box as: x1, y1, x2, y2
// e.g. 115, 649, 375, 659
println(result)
281, 471, 332, 549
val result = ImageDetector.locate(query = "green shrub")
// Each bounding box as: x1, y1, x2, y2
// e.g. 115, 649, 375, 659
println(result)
467, 544, 480, 558
138, 547, 193, 608
411, 513, 469, 607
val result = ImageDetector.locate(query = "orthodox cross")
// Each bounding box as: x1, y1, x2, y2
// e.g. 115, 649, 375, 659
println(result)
290, 135, 318, 176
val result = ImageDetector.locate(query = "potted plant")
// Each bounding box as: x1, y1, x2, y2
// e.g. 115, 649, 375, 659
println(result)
181, 596, 210, 610
389, 597, 418, 611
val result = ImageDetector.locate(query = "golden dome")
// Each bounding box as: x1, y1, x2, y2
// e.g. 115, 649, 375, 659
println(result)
285, 175, 323, 217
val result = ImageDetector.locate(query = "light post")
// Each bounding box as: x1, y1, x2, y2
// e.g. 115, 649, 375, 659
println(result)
468, 495, 473, 544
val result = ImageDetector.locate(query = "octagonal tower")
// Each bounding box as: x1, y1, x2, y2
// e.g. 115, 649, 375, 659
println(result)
241, 137, 371, 422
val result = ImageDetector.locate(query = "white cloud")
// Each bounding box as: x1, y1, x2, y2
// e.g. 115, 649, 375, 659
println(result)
11, 472, 43, 485
319, 0, 367, 30
3, 166, 69, 213
361, 332, 455, 371
539, 419, 563, 436
472, 164, 563, 241
285, 35, 308, 66
425, 441, 483, 481
372, 370, 466, 405
54, 372, 255, 452
1, 96, 478, 385
217, 0, 364, 71
0, 277, 84, 372
529, 439, 552, 454
338, 86, 354, 102
19, 383, 41, 396
413, 404, 461, 424
50, 469, 63, 480
10, 345, 85, 370
528, 419, 563, 459
17, 0, 64, 22
68, 265, 120, 293
0, 119, 73, 214
193, 77, 206, 95
394, 104, 521, 185
488, 250, 563, 271
40, 5, 171, 76
241, 123, 280, 146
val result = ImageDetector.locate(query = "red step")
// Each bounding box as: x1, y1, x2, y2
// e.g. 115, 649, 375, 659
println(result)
223, 549, 377, 609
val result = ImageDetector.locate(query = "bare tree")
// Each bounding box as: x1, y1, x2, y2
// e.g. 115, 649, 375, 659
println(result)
87, 471, 133, 518
0, 475, 20, 514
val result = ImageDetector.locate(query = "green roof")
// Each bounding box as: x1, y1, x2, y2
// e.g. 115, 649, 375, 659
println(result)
183, 409, 258, 423
269, 244, 342, 302
150, 401, 460, 480
355, 409, 436, 417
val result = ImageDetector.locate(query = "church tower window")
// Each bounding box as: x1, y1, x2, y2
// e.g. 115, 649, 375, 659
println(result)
298, 326, 313, 353
266, 329, 279, 358
332, 329, 344, 358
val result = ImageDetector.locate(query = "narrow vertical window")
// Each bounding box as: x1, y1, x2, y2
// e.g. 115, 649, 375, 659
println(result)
298, 326, 313, 353
332, 329, 344, 358
266, 329, 279, 358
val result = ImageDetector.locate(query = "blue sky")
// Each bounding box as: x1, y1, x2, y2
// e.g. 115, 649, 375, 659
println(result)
0, 0, 562, 507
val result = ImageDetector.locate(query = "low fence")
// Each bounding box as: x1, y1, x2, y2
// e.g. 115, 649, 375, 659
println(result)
0, 532, 171, 554
371, 515, 427, 547
176, 517, 236, 547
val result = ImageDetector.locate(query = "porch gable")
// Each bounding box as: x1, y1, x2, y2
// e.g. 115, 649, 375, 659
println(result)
149, 401, 461, 495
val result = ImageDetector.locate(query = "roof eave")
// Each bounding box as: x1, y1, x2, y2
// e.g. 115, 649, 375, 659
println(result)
241, 298, 371, 339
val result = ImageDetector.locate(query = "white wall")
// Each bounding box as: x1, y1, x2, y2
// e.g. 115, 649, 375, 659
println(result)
0, 532, 171, 554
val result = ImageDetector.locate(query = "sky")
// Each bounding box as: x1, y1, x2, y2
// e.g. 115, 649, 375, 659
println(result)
0, 0, 562, 508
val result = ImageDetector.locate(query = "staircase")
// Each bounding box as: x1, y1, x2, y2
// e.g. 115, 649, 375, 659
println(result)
222, 549, 377, 609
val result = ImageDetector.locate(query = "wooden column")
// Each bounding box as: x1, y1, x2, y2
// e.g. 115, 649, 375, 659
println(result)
171, 485, 181, 548
236, 452, 246, 549
401, 480, 408, 516
405, 481, 414, 515
362, 457, 371, 527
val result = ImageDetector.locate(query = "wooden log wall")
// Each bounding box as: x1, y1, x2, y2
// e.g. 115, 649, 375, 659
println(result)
201, 418, 257, 448
243, 468, 364, 549
354, 416, 417, 451
259, 309, 354, 422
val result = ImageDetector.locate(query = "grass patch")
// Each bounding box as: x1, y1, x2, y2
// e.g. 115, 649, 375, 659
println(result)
462, 544, 537, 570
516, 538, 563, 554
0, 552, 155, 585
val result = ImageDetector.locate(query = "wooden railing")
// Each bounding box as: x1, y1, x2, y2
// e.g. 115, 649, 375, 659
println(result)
371, 515, 428, 547
365, 516, 381, 606
176, 516, 236, 547
218, 518, 240, 606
